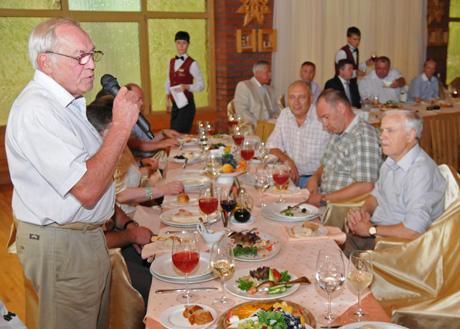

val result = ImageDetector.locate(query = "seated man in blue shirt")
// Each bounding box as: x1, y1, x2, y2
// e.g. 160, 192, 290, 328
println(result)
344, 110, 446, 256
407, 59, 439, 103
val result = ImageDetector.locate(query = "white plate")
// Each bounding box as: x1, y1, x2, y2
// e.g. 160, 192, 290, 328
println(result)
266, 186, 300, 195
160, 304, 217, 329
240, 174, 256, 186
229, 215, 256, 226
229, 318, 313, 329
288, 225, 328, 239
339, 322, 409, 329
223, 232, 280, 262
261, 205, 318, 222
270, 203, 319, 221
150, 252, 211, 280
168, 152, 205, 163
209, 134, 230, 142
224, 268, 299, 300
151, 269, 218, 284
162, 197, 198, 208
251, 154, 278, 164
165, 176, 210, 192
160, 207, 220, 227
178, 137, 199, 146
220, 170, 247, 178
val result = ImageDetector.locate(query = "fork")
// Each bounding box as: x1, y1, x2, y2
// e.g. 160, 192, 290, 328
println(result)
182, 158, 188, 169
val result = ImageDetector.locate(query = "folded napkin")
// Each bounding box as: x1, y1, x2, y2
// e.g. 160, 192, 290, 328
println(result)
134, 205, 162, 234
281, 224, 346, 245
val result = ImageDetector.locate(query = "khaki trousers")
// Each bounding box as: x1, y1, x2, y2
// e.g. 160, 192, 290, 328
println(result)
16, 221, 111, 329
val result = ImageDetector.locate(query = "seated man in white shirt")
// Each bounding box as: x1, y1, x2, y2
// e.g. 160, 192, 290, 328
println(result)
407, 59, 439, 103
234, 60, 280, 127
344, 110, 446, 256
359, 56, 406, 103
266, 81, 330, 188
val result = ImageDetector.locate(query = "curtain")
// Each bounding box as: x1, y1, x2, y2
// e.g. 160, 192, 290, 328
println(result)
272, 0, 427, 98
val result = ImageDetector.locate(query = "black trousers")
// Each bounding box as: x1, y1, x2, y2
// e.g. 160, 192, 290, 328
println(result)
170, 98, 196, 133
343, 233, 376, 258
121, 245, 152, 307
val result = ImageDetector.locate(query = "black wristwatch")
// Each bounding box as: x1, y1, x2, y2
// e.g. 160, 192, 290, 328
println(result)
123, 219, 139, 230
320, 195, 328, 207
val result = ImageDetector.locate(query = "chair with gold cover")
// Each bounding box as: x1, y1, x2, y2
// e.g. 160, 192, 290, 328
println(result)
254, 120, 276, 143
277, 94, 286, 111
448, 76, 460, 95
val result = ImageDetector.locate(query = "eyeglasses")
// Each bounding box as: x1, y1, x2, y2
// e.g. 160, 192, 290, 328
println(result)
45, 50, 104, 65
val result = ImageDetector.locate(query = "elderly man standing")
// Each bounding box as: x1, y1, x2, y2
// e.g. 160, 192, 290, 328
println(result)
325, 59, 361, 108
5, 18, 141, 329
344, 110, 446, 256
359, 56, 406, 103
266, 81, 330, 188
407, 60, 439, 103
306, 89, 382, 207
234, 60, 279, 127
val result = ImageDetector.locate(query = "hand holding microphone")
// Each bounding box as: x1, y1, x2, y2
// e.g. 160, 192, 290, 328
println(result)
101, 74, 154, 139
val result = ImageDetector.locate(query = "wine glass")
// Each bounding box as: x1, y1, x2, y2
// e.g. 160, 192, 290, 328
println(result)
205, 152, 222, 183
254, 169, 270, 208
205, 121, 215, 136
370, 50, 377, 61
172, 232, 200, 303
272, 162, 290, 203
315, 249, 346, 325
197, 120, 205, 133
347, 250, 373, 322
232, 126, 245, 150
241, 140, 255, 163
228, 114, 239, 130
210, 242, 235, 307
199, 186, 219, 226
220, 187, 237, 228
258, 142, 270, 167
198, 131, 210, 152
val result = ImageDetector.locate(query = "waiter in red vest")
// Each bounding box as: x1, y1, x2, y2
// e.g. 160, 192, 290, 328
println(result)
334, 26, 374, 82
165, 31, 204, 133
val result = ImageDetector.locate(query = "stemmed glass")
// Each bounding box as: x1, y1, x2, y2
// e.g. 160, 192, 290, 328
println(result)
272, 162, 290, 203
210, 242, 235, 307
205, 152, 222, 183
255, 170, 270, 208
197, 120, 205, 133
258, 142, 270, 167
220, 187, 237, 228
172, 232, 200, 303
198, 131, 210, 152
199, 186, 219, 226
205, 121, 215, 136
347, 250, 373, 322
315, 249, 346, 325
228, 114, 239, 130
370, 50, 377, 61
232, 126, 244, 150
241, 140, 255, 163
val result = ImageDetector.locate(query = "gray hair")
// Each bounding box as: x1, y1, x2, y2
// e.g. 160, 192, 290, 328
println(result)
384, 110, 423, 140
253, 60, 270, 75
28, 18, 81, 70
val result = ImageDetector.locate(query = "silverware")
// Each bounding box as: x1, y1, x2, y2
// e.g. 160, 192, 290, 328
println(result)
164, 230, 198, 234
198, 217, 209, 233
147, 254, 156, 263
320, 326, 341, 328
179, 141, 184, 150
279, 200, 309, 213
155, 287, 218, 294
182, 158, 188, 169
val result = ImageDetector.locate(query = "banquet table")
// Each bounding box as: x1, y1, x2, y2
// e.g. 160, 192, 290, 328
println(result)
141, 138, 391, 328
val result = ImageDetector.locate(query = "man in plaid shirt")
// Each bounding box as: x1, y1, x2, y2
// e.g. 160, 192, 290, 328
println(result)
266, 81, 330, 188
306, 89, 382, 207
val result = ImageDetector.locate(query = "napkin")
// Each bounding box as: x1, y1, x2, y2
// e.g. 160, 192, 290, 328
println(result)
280, 224, 346, 245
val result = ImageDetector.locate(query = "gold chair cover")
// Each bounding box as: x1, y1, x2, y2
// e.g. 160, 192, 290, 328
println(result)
277, 94, 285, 111
254, 120, 275, 143
322, 193, 370, 231
369, 197, 460, 327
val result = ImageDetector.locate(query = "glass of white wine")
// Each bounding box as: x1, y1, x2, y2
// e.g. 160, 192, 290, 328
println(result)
347, 250, 373, 321
205, 152, 222, 183
210, 242, 235, 307
315, 249, 346, 325
255, 169, 270, 208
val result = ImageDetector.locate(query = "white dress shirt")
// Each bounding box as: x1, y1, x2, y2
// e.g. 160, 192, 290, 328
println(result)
164, 53, 204, 94
358, 68, 403, 103
335, 44, 368, 78
5, 70, 116, 225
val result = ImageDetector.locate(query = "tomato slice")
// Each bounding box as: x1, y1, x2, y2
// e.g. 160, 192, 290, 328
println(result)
226, 309, 233, 323
272, 269, 281, 282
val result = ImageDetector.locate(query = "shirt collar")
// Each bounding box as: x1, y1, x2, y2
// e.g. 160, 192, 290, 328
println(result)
422, 73, 430, 82
252, 76, 263, 88
287, 104, 316, 125
343, 115, 360, 135
338, 76, 348, 84
386, 143, 421, 172
176, 53, 188, 60
347, 44, 356, 52
34, 70, 77, 108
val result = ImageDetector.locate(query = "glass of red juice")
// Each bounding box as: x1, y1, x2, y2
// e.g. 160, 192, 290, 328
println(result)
241, 140, 255, 162
172, 232, 200, 303
272, 163, 290, 202
206, 121, 215, 136
199, 186, 219, 225
232, 126, 245, 149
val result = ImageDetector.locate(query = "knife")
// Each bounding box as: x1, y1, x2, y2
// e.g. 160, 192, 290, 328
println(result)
164, 230, 198, 234
179, 141, 184, 150
155, 287, 218, 294
279, 200, 309, 213
182, 158, 188, 169
320, 326, 341, 328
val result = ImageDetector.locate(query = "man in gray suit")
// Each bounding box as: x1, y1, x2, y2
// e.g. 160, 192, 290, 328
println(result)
234, 60, 280, 127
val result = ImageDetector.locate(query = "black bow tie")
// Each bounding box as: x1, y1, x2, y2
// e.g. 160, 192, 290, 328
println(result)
352, 48, 357, 53
176, 55, 184, 60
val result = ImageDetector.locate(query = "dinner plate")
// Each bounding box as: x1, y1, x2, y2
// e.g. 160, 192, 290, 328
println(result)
151, 269, 218, 284
217, 300, 317, 329
150, 252, 211, 280
178, 137, 199, 146
168, 152, 205, 163
287, 225, 328, 239
251, 154, 278, 164
266, 186, 300, 195
165, 176, 210, 192
160, 304, 217, 329
160, 207, 220, 227
229, 215, 256, 226
162, 197, 198, 208
209, 134, 230, 142
339, 322, 409, 329
222, 232, 280, 262
271, 203, 320, 221
261, 205, 318, 222
224, 269, 299, 301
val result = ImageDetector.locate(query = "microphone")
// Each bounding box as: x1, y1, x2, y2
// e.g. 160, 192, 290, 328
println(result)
101, 74, 154, 139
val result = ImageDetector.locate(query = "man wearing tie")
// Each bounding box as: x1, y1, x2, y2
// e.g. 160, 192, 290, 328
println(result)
325, 59, 361, 108
165, 31, 204, 133
234, 60, 280, 127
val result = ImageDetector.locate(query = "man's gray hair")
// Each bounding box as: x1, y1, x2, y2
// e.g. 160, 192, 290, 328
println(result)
253, 60, 270, 75
28, 18, 81, 70
384, 110, 424, 140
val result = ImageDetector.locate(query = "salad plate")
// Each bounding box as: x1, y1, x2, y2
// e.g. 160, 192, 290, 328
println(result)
177, 137, 199, 146
262, 205, 317, 222
160, 207, 220, 227
270, 203, 319, 221
168, 152, 205, 163
339, 322, 409, 329
222, 232, 280, 262
150, 252, 211, 280
224, 268, 299, 300
160, 304, 217, 329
